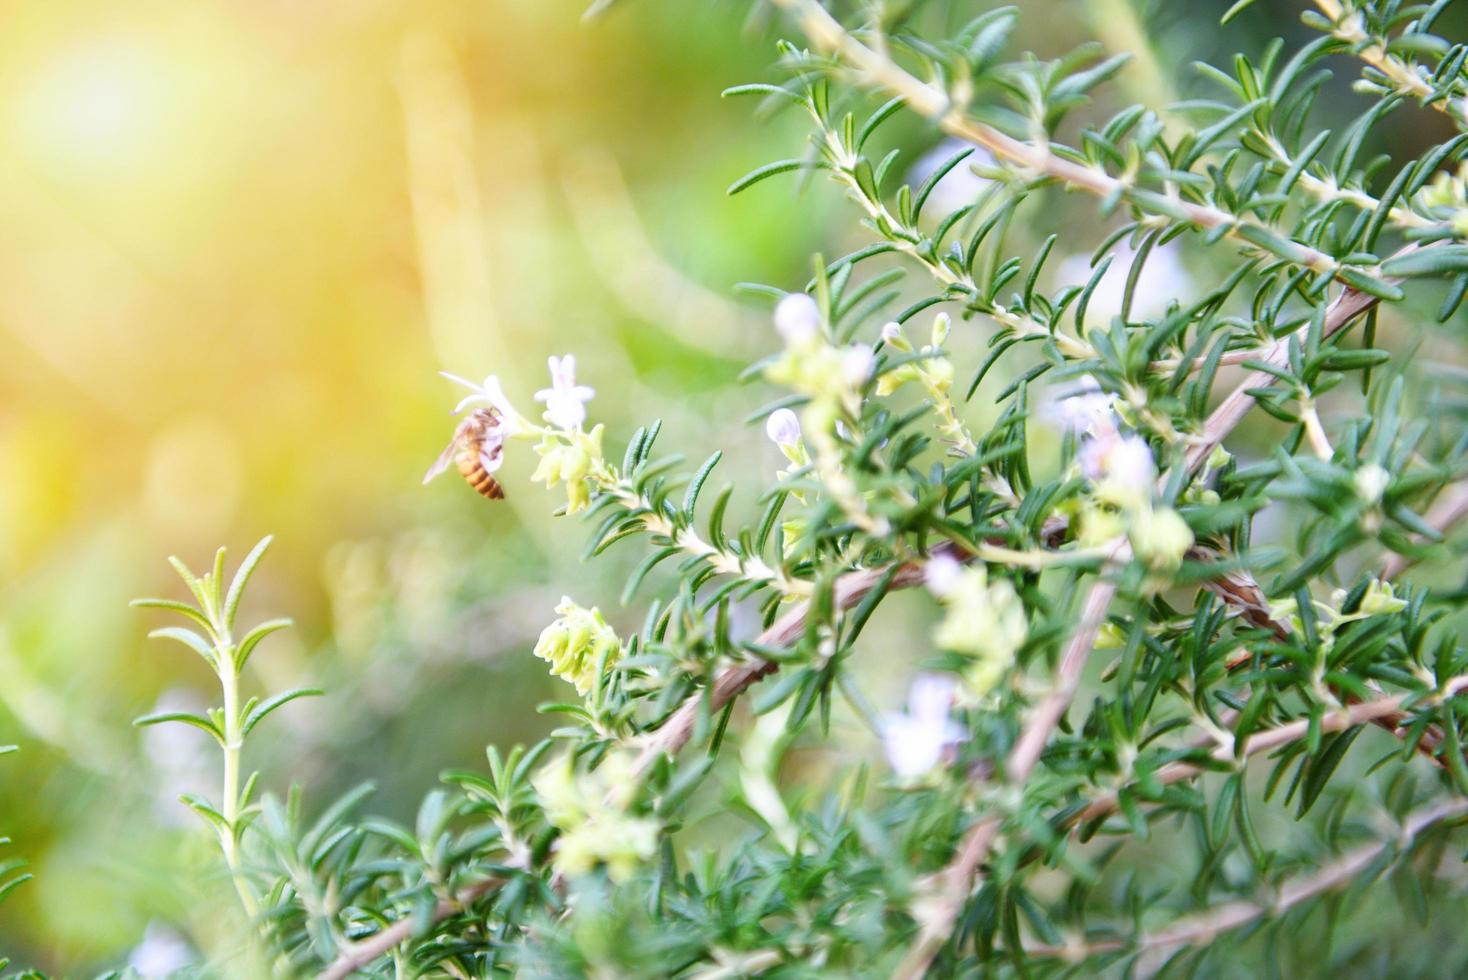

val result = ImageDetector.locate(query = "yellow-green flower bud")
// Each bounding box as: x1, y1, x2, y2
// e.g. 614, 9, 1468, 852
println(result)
1354, 463, 1390, 505
1452, 209, 1468, 239
533, 596, 623, 695
1359, 579, 1408, 616
928, 563, 1027, 696
929, 311, 951, 348
1094, 621, 1128, 650
531, 425, 606, 515
780, 518, 807, 559
875, 362, 921, 397
879, 321, 912, 353
1077, 498, 1127, 547
1129, 506, 1194, 571
922, 356, 954, 394
532, 753, 657, 882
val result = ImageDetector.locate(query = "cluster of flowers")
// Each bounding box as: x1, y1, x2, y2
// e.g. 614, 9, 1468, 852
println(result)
532, 751, 657, 882
439, 354, 607, 513
440, 284, 1215, 813
1047, 377, 1194, 569
533, 597, 623, 695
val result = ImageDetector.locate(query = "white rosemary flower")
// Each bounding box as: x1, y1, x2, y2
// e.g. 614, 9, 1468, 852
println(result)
442, 371, 511, 414
773, 292, 822, 346
1354, 462, 1391, 505
879, 674, 964, 780
127, 922, 193, 977
534, 354, 596, 431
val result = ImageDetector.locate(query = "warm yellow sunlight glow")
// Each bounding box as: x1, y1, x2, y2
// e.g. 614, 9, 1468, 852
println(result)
12, 38, 176, 175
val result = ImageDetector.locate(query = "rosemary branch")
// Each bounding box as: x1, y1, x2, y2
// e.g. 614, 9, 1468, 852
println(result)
1027, 795, 1468, 963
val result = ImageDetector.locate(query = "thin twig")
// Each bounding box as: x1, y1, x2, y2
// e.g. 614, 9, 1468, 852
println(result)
1026, 795, 1468, 964
316, 877, 502, 980
1182, 282, 1384, 472
1072, 677, 1468, 827
1309, 0, 1463, 124
631, 542, 954, 778
775, 0, 1363, 282
893, 543, 1129, 980
1381, 480, 1468, 580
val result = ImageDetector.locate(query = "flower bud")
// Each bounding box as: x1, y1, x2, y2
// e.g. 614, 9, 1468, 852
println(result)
532, 753, 657, 882
842, 344, 875, 385
533, 596, 623, 694
1130, 506, 1194, 571
929, 311, 951, 347
765, 408, 802, 448
1359, 579, 1408, 616
1354, 463, 1390, 505
774, 292, 822, 346
924, 553, 964, 598
930, 567, 1027, 696
922, 356, 954, 393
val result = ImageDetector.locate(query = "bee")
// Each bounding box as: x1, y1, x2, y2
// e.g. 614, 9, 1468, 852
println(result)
423, 408, 507, 499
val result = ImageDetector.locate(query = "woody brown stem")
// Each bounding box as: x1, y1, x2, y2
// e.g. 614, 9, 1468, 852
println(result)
1072, 678, 1468, 827
316, 877, 502, 980
1029, 795, 1468, 963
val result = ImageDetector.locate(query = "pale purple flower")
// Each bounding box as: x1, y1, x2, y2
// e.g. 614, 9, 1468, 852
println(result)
774, 292, 822, 345
1056, 239, 1191, 322
441, 371, 516, 418
880, 675, 964, 779
924, 553, 963, 598
140, 688, 215, 828
880, 321, 903, 344
765, 408, 802, 448
842, 344, 875, 385
907, 139, 997, 217
127, 922, 193, 977
1043, 375, 1119, 437
534, 354, 595, 430
1080, 430, 1156, 492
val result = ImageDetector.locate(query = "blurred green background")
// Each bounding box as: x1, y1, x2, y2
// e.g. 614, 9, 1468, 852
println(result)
1, 0, 1463, 972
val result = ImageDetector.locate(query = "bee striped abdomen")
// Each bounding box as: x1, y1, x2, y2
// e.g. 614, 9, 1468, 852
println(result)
457, 451, 504, 499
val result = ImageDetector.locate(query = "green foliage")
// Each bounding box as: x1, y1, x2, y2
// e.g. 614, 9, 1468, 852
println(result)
0, 746, 30, 912
15, 0, 1468, 975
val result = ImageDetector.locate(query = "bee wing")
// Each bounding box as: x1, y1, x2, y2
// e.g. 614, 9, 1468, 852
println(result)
422, 439, 459, 485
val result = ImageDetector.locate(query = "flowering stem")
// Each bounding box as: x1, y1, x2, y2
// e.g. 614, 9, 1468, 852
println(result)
895, 542, 1129, 980
600, 471, 813, 596
808, 111, 1094, 361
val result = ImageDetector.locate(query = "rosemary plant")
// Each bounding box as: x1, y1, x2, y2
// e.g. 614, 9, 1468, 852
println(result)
81, 0, 1468, 975
0, 746, 28, 916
